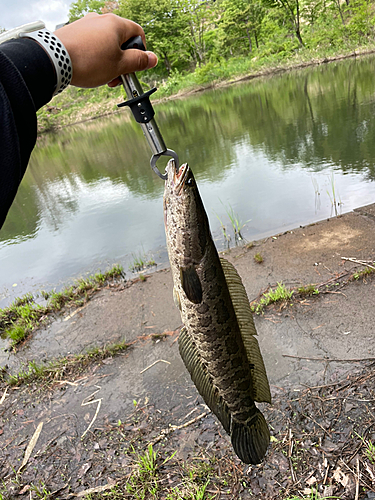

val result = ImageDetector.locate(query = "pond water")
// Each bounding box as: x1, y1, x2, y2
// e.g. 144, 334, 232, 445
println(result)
2, 55, 375, 306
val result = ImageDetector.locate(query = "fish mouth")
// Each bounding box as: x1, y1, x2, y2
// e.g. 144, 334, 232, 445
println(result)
174, 163, 189, 195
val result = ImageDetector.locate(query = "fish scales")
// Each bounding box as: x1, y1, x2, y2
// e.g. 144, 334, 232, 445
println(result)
164, 160, 271, 464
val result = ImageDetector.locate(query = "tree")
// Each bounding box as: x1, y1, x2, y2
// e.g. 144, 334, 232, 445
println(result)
117, 0, 192, 74
218, 0, 265, 55
264, 0, 304, 46
69, 0, 106, 22
180, 0, 218, 66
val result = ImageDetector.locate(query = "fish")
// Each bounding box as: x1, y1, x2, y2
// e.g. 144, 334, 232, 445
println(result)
163, 159, 271, 465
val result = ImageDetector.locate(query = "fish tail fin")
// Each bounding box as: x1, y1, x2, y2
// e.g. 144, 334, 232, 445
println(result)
231, 409, 270, 465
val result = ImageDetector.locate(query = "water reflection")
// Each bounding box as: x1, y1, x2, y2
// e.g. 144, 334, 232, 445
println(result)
2, 54, 375, 304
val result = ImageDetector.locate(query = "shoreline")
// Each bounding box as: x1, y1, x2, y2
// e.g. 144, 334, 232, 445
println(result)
37, 46, 375, 134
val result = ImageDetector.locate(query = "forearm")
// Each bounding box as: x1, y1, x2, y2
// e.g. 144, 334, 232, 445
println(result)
0, 13, 157, 230
0, 39, 56, 229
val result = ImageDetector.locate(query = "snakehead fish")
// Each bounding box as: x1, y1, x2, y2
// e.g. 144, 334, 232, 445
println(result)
163, 160, 271, 465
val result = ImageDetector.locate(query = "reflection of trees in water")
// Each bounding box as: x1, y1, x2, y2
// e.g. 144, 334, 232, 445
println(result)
0, 182, 39, 243
32, 175, 80, 233
5, 54, 375, 241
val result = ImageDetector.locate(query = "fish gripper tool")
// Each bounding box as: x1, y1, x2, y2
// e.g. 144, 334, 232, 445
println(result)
118, 36, 179, 180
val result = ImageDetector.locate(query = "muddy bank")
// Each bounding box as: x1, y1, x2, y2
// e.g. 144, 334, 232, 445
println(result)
1, 204, 375, 498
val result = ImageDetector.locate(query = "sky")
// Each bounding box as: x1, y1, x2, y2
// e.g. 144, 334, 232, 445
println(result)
1, 0, 71, 32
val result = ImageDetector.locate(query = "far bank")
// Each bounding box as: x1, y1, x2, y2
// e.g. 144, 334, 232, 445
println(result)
37, 44, 375, 134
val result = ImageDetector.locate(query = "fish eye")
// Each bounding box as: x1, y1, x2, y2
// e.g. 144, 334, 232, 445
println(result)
186, 177, 194, 187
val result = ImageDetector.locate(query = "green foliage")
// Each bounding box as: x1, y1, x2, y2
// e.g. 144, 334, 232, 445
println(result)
298, 284, 319, 295
251, 282, 294, 313
117, 0, 192, 76
68, 0, 106, 21
0, 264, 124, 348
353, 266, 375, 280
254, 252, 264, 263
129, 251, 156, 272
126, 444, 161, 499
218, 0, 265, 56
7, 340, 129, 386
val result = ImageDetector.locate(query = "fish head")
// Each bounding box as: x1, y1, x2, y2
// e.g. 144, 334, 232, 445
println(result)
163, 159, 209, 265
164, 159, 195, 198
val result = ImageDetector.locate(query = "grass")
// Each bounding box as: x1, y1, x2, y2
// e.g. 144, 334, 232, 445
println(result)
327, 171, 342, 217
126, 444, 159, 499
285, 491, 339, 500
251, 282, 294, 314
129, 251, 157, 273
0, 264, 125, 348
214, 212, 231, 246
216, 202, 248, 246
70, 447, 214, 500
224, 204, 247, 242
124, 446, 212, 500
297, 284, 319, 296
254, 252, 263, 264
352, 266, 375, 280
354, 432, 375, 464
5, 340, 129, 387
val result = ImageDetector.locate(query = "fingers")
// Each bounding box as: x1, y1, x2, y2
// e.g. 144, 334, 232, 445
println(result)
118, 18, 147, 49
54, 12, 158, 88
119, 50, 158, 75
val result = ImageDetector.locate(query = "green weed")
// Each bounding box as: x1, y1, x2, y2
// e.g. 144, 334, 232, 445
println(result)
352, 267, 375, 280
0, 264, 124, 348
327, 171, 342, 216
125, 444, 163, 499
286, 490, 339, 500
7, 340, 129, 386
214, 212, 231, 246
29, 481, 52, 499
254, 253, 263, 264
298, 285, 319, 296
251, 282, 294, 314
129, 252, 156, 273
354, 431, 375, 463
224, 203, 247, 242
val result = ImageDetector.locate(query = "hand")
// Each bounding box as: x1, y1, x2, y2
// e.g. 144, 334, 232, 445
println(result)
54, 12, 158, 88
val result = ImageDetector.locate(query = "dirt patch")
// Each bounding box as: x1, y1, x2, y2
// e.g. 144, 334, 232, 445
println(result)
2, 339, 375, 499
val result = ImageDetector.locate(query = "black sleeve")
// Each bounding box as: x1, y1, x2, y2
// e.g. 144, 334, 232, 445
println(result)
0, 38, 57, 229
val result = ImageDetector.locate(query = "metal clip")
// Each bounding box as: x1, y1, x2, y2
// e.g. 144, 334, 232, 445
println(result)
151, 150, 179, 180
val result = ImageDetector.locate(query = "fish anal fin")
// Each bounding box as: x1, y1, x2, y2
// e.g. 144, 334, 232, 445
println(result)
220, 257, 271, 404
178, 327, 231, 434
180, 266, 203, 304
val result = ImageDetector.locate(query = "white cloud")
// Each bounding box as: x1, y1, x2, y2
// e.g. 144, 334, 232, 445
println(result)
1, 0, 71, 31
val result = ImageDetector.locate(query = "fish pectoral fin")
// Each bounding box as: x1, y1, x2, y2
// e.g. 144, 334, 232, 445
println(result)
220, 257, 272, 404
178, 327, 231, 434
180, 265, 203, 304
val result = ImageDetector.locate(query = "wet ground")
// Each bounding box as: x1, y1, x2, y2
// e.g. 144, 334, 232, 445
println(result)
1, 204, 375, 498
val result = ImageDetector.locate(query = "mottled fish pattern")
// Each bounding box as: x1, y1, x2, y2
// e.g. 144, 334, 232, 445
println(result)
163, 160, 271, 464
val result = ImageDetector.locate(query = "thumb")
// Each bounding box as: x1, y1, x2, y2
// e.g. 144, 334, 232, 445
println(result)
120, 50, 158, 74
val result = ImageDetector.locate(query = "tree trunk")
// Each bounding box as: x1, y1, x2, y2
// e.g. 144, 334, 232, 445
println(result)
245, 27, 252, 53
254, 29, 259, 49
335, 0, 346, 25
163, 53, 172, 73
294, 0, 304, 46
295, 26, 304, 46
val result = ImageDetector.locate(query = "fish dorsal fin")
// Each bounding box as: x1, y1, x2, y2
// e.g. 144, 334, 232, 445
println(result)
220, 257, 271, 404
178, 327, 231, 434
